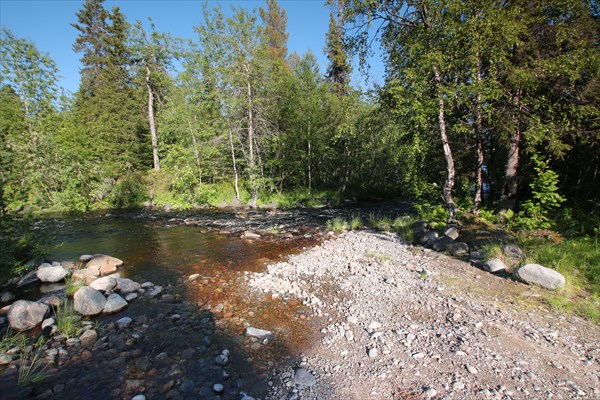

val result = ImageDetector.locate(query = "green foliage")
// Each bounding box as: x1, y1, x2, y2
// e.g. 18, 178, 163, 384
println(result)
414, 202, 449, 229
519, 233, 600, 322
0, 216, 45, 283
512, 157, 566, 230
65, 275, 85, 297
109, 173, 148, 209
0, 331, 28, 354
327, 217, 349, 232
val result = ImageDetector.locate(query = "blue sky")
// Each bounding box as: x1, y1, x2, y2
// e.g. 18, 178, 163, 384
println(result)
0, 0, 384, 94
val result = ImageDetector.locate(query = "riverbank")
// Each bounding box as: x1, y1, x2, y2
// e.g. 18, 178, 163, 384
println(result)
246, 230, 600, 399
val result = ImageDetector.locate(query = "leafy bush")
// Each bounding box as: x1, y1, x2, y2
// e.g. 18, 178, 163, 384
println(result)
109, 173, 148, 209
512, 156, 565, 230
414, 202, 448, 228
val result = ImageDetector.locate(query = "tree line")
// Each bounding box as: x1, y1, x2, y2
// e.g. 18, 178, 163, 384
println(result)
1, 0, 598, 224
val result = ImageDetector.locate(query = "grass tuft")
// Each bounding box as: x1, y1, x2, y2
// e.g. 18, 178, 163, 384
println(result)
55, 300, 82, 339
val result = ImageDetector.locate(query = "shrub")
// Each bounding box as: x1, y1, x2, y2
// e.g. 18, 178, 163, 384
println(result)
109, 173, 148, 209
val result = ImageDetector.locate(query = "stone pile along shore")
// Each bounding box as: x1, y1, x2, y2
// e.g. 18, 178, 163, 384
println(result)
245, 230, 599, 400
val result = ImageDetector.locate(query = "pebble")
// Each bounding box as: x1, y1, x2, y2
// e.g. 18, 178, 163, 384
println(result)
452, 381, 465, 390
466, 364, 478, 374
131, 396, 146, 400
215, 354, 228, 366
423, 387, 437, 398
367, 348, 378, 358
213, 383, 224, 393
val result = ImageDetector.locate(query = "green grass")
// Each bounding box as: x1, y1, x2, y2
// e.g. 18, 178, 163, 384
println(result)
54, 300, 82, 339
65, 275, 85, 297
519, 235, 600, 322
18, 337, 48, 386
0, 331, 28, 354
327, 217, 350, 231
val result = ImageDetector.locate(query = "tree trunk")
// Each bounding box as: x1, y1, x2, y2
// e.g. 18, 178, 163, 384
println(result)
187, 118, 202, 186
247, 79, 258, 208
146, 66, 160, 171
500, 91, 521, 212
433, 65, 456, 221
228, 120, 240, 200
307, 120, 312, 193
472, 58, 484, 215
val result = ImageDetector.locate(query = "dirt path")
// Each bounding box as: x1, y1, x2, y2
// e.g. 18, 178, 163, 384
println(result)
245, 230, 600, 400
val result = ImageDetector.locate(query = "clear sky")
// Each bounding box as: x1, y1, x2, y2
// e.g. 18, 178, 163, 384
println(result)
0, 0, 383, 94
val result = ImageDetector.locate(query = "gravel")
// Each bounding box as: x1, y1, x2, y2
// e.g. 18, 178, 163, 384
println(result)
245, 230, 600, 400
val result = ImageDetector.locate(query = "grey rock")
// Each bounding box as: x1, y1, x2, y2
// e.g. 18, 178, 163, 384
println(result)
73, 286, 107, 316
367, 347, 378, 358
125, 293, 138, 302
213, 383, 224, 393
293, 368, 316, 387
131, 396, 146, 400
503, 244, 526, 264
115, 278, 140, 294
79, 254, 94, 262
80, 329, 98, 348
423, 388, 437, 398
1, 291, 16, 303
36, 264, 69, 283
89, 276, 117, 292
243, 231, 261, 240
72, 267, 101, 282
245, 326, 273, 339
103, 293, 128, 314
147, 286, 163, 298
432, 236, 455, 252
442, 224, 460, 240
483, 258, 507, 273
116, 317, 132, 329
418, 231, 439, 247
448, 242, 469, 256
41, 317, 55, 331
215, 354, 228, 366
514, 264, 565, 290
7, 300, 48, 331
0, 354, 13, 365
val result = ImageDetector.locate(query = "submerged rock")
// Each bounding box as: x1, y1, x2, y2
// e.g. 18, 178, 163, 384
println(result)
7, 300, 48, 331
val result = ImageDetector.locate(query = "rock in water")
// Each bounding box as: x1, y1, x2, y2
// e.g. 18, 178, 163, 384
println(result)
89, 276, 117, 292
483, 258, 507, 273
243, 231, 261, 240
115, 278, 141, 294
103, 293, 128, 314
36, 264, 70, 283
85, 254, 124, 269
245, 326, 273, 339
514, 264, 565, 290
74, 286, 107, 316
7, 300, 48, 331
293, 368, 316, 387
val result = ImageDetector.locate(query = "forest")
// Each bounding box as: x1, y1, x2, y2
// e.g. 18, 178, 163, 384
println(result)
1, 0, 598, 217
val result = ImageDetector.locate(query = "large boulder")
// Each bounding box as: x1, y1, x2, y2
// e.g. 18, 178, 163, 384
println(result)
513, 263, 565, 290
7, 300, 48, 331
74, 287, 107, 316
36, 263, 70, 283
89, 276, 117, 292
72, 267, 101, 282
85, 254, 124, 270
103, 294, 128, 314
